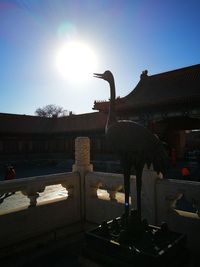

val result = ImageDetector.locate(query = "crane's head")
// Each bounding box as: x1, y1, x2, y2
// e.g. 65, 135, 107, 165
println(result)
93, 70, 114, 83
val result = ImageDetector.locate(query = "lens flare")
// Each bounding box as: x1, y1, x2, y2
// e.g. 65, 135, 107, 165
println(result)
57, 21, 77, 39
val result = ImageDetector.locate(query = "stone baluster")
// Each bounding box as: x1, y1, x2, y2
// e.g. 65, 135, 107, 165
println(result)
107, 185, 123, 202
28, 193, 40, 207
90, 181, 102, 198
61, 183, 74, 198
107, 189, 117, 201
22, 185, 45, 208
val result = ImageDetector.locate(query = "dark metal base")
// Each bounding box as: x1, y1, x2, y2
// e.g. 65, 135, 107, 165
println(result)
84, 215, 188, 266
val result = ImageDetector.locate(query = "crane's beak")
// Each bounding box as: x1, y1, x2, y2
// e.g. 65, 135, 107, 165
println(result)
93, 73, 104, 79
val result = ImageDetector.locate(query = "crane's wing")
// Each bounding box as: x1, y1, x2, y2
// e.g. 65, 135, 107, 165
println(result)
151, 143, 169, 176
106, 121, 169, 176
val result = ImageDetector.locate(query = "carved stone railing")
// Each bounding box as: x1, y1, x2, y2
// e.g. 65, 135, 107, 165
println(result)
156, 178, 200, 253
0, 136, 200, 255
84, 166, 162, 224
85, 171, 136, 223
0, 172, 78, 208
156, 179, 200, 222
0, 172, 81, 250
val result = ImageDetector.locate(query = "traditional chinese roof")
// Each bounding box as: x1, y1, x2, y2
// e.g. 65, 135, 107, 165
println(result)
0, 112, 107, 134
93, 64, 200, 112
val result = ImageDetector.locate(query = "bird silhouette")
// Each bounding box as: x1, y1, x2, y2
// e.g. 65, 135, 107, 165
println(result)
94, 70, 168, 221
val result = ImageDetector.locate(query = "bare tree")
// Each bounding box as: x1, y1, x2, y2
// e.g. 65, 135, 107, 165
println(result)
35, 104, 72, 118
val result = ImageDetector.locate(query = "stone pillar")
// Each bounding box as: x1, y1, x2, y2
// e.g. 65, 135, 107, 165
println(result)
72, 137, 93, 220
140, 165, 163, 225
73, 137, 93, 173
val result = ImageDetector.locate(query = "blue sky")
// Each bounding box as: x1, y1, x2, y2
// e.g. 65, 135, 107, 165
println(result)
0, 0, 200, 115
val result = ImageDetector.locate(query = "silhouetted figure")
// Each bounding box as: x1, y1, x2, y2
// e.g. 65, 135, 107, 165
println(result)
181, 167, 190, 180
94, 71, 167, 220
5, 165, 16, 180
0, 165, 16, 203
171, 148, 177, 167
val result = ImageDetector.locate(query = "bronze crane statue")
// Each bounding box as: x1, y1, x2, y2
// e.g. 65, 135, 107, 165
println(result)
94, 70, 167, 221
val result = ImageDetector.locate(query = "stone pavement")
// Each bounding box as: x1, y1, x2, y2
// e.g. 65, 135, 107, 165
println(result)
1, 229, 198, 267
0, 224, 102, 267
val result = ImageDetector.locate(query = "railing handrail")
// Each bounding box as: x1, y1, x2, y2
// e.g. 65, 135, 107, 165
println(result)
0, 172, 79, 194
157, 178, 200, 186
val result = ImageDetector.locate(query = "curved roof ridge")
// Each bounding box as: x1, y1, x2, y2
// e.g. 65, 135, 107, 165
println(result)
149, 63, 200, 80
121, 63, 200, 109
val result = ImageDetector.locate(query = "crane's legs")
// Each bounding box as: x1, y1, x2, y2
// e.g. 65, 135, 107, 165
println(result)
135, 167, 143, 221
123, 162, 131, 218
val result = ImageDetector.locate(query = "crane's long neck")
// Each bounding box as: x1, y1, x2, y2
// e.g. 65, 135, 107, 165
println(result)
106, 79, 117, 131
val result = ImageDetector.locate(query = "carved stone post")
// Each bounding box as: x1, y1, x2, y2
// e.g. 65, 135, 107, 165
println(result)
22, 185, 45, 208
107, 185, 123, 202
140, 165, 162, 224
72, 137, 93, 220
28, 193, 39, 207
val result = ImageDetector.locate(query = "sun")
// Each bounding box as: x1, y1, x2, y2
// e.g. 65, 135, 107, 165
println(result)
55, 41, 97, 83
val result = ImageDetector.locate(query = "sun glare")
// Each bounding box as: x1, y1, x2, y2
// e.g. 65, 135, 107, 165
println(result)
55, 41, 97, 83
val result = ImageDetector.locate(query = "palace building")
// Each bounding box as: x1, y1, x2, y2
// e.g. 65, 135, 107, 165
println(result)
93, 63, 200, 157
0, 112, 107, 161
0, 63, 200, 162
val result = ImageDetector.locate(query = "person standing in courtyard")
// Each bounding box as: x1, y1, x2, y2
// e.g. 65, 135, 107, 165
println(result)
2, 165, 16, 199
171, 148, 177, 167
181, 167, 190, 180
5, 165, 16, 180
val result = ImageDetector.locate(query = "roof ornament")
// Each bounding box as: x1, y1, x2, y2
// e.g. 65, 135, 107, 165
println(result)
140, 70, 148, 80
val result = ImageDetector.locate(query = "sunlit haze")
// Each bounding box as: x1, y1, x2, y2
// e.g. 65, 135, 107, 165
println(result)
0, 0, 200, 115
55, 41, 97, 83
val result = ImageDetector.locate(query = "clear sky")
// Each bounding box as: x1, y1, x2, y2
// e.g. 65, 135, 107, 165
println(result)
0, 0, 200, 115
